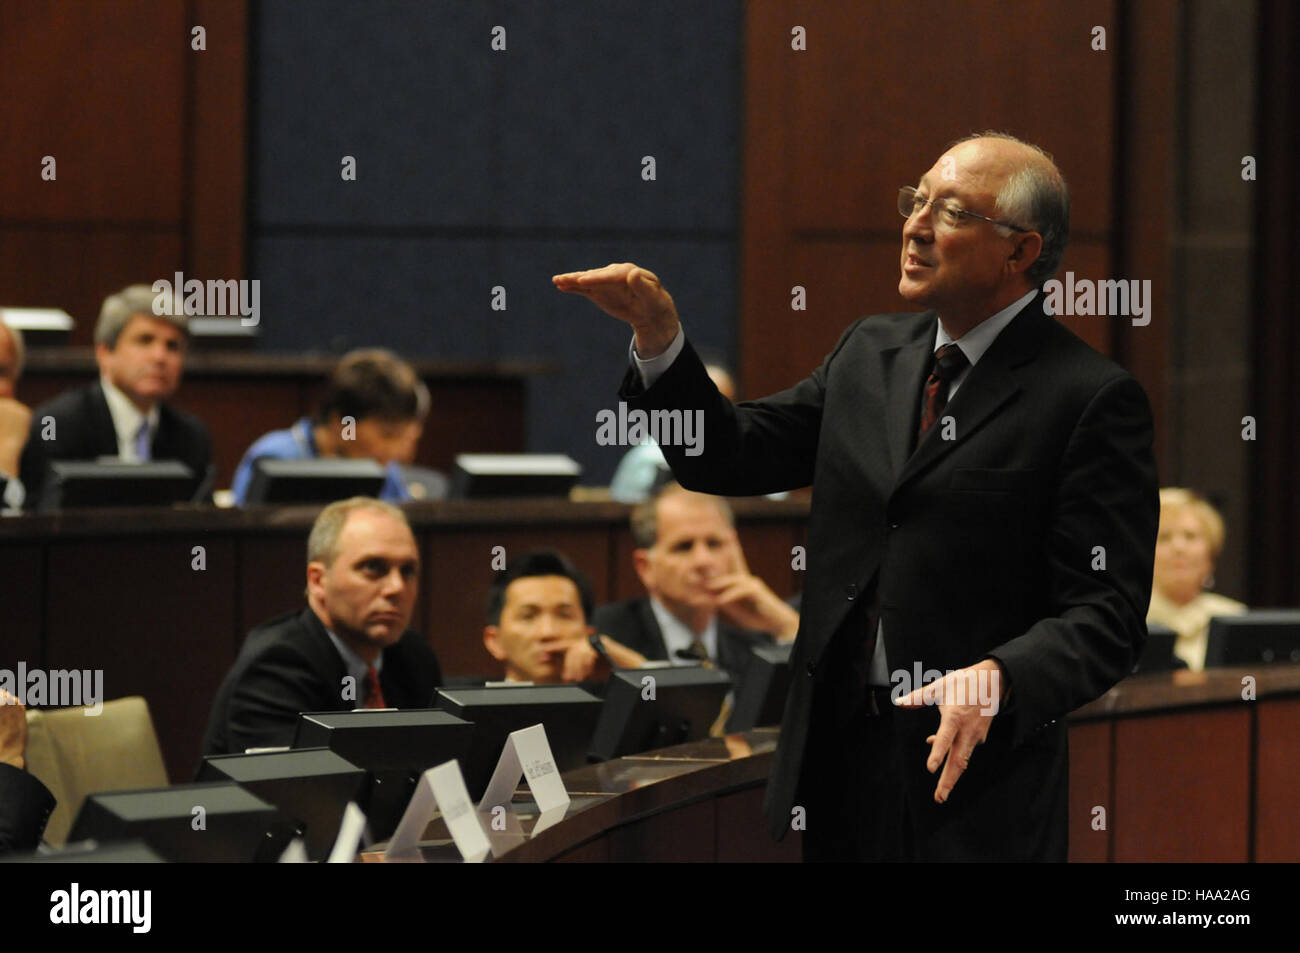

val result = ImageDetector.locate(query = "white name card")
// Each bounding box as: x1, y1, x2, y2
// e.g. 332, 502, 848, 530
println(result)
478, 723, 571, 838
386, 760, 490, 863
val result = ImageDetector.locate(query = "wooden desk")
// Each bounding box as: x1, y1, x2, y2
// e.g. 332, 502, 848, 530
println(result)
359, 669, 1300, 863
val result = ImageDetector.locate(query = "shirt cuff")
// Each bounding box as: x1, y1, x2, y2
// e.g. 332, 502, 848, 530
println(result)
1, 472, 25, 511
628, 327, 686, 390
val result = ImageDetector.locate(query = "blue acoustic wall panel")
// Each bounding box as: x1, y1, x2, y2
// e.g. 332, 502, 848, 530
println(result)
250, 0, 741, 483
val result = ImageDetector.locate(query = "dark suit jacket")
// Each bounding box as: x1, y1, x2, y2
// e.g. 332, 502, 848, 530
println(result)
0, 763, 56, 854
201, 608, 443, 759
20, 381, 212, 506
592, 598, 773, 681
622, 295, 1159, 859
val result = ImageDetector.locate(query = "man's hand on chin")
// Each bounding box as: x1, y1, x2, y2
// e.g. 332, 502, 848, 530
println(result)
893, 658, 1008, 804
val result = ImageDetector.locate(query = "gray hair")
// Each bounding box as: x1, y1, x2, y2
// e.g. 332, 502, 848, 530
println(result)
630, 483, 734, 549
307, 496, 411, 567
95, 284, 190, 349
951, 131, 1071, 287
0, 319, 24, 378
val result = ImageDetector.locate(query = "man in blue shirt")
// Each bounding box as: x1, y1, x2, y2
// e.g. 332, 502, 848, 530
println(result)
231, 349, 427, 503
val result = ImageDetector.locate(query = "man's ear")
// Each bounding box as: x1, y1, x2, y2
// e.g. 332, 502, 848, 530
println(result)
633, 548, 653, 588
93, 342, 113, 376
306, 561, 327, 601
1006, 232, 1043, 277
483, 626, 507, 662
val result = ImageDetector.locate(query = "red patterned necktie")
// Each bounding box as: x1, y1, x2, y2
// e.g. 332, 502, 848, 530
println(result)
363, 665, 387, 709
917, 343, 969, 444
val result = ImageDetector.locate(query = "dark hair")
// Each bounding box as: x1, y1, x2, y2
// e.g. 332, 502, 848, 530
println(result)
486, 549, 595, 625
315, 348, 423, 425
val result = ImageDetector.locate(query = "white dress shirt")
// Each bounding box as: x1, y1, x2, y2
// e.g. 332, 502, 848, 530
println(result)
649, 597, 718, 664
99, 375, 160, 462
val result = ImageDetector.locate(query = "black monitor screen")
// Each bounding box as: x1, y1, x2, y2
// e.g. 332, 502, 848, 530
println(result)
726, 642, 794, 731
449, 453, 581, 499
38, 460, 198, 511
67, 782, 287, 862
291, 709, 474, 840
196, 747, 368, 861
1206, 610, 1300, 667
1132, 623, 1186, 674
245, 457, 386, 505
588, 666, 732, 762
433, 684, 603, 800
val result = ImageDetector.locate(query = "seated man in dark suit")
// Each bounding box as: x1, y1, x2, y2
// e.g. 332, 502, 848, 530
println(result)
203, 497, 442, 756
21, 284, 212, 506
593, 484, 799, 679
482, 549, 645, 684
0, 690, 56, 854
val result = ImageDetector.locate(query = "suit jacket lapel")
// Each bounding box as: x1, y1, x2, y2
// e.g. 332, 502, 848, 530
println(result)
637, 600, 670, 661
881, 315, 936, 481
87, 383, 122, 458
893, 295, 1046, 490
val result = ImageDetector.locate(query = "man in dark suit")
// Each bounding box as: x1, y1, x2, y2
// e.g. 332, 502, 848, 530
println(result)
593, 484, 799, 680
203, 497, 441, 757
0, 690, 56, 854
555, 133, 1159, 861
20, 284, 211, 506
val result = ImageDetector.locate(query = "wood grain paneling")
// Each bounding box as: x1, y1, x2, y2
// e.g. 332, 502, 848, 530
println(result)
1112, 706, 1251, 862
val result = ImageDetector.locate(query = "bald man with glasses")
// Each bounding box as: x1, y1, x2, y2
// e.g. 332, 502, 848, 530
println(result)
554, 132, 1158, 862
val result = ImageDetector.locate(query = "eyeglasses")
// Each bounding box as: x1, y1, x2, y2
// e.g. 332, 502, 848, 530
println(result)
897, 186, 1030, 232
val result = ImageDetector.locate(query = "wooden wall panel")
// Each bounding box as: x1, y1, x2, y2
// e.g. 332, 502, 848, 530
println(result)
0, 0, 247, 343
1255, 696, 1300, 861
1112, 707, 1251, 862
43, 536, 238, 781
1066, 720, 1113, 862
0, 544, 45, 671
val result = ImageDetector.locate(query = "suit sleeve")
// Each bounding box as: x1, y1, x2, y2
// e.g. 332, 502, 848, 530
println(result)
986, 375, 1159, 746
0, 763, 56, 854
620, 323, 864, 497
222, 644, 335, 753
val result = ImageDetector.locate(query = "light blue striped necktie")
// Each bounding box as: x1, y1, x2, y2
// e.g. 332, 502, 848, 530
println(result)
134, 420, 151, 462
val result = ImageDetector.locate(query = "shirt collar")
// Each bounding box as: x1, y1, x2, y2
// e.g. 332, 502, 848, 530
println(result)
99, 375, 160, 460
649, 597, 718, 664
935, 288, 1039, 366
324, 627, 383, 691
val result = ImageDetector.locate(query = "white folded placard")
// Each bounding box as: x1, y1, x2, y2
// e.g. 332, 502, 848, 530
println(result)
477, 723, 571, 836
386, 760, 491, 863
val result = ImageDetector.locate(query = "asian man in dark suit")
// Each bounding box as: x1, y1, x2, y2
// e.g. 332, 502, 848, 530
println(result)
592, 484, 799, 680
555, 133, 1159, 862
203, 497, 441, 758
20, 284, 212, 506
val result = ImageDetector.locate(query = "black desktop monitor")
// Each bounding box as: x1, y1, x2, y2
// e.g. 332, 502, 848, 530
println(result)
433, 684, 604, 800
291, 709, 474, 840
1132, 622, 1186, 674
449, 453, 581, 499
196, 747, 368, 861
66, 782, 289, 862
1205, 610, 1300, 667
38, 460, 199, 511
244, 457, 386, 505
726, 642, 794, 731
588, 666, 733, 762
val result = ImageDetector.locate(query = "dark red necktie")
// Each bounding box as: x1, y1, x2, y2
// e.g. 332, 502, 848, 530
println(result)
917, 343, 969, 444
363, 665, 387, 709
